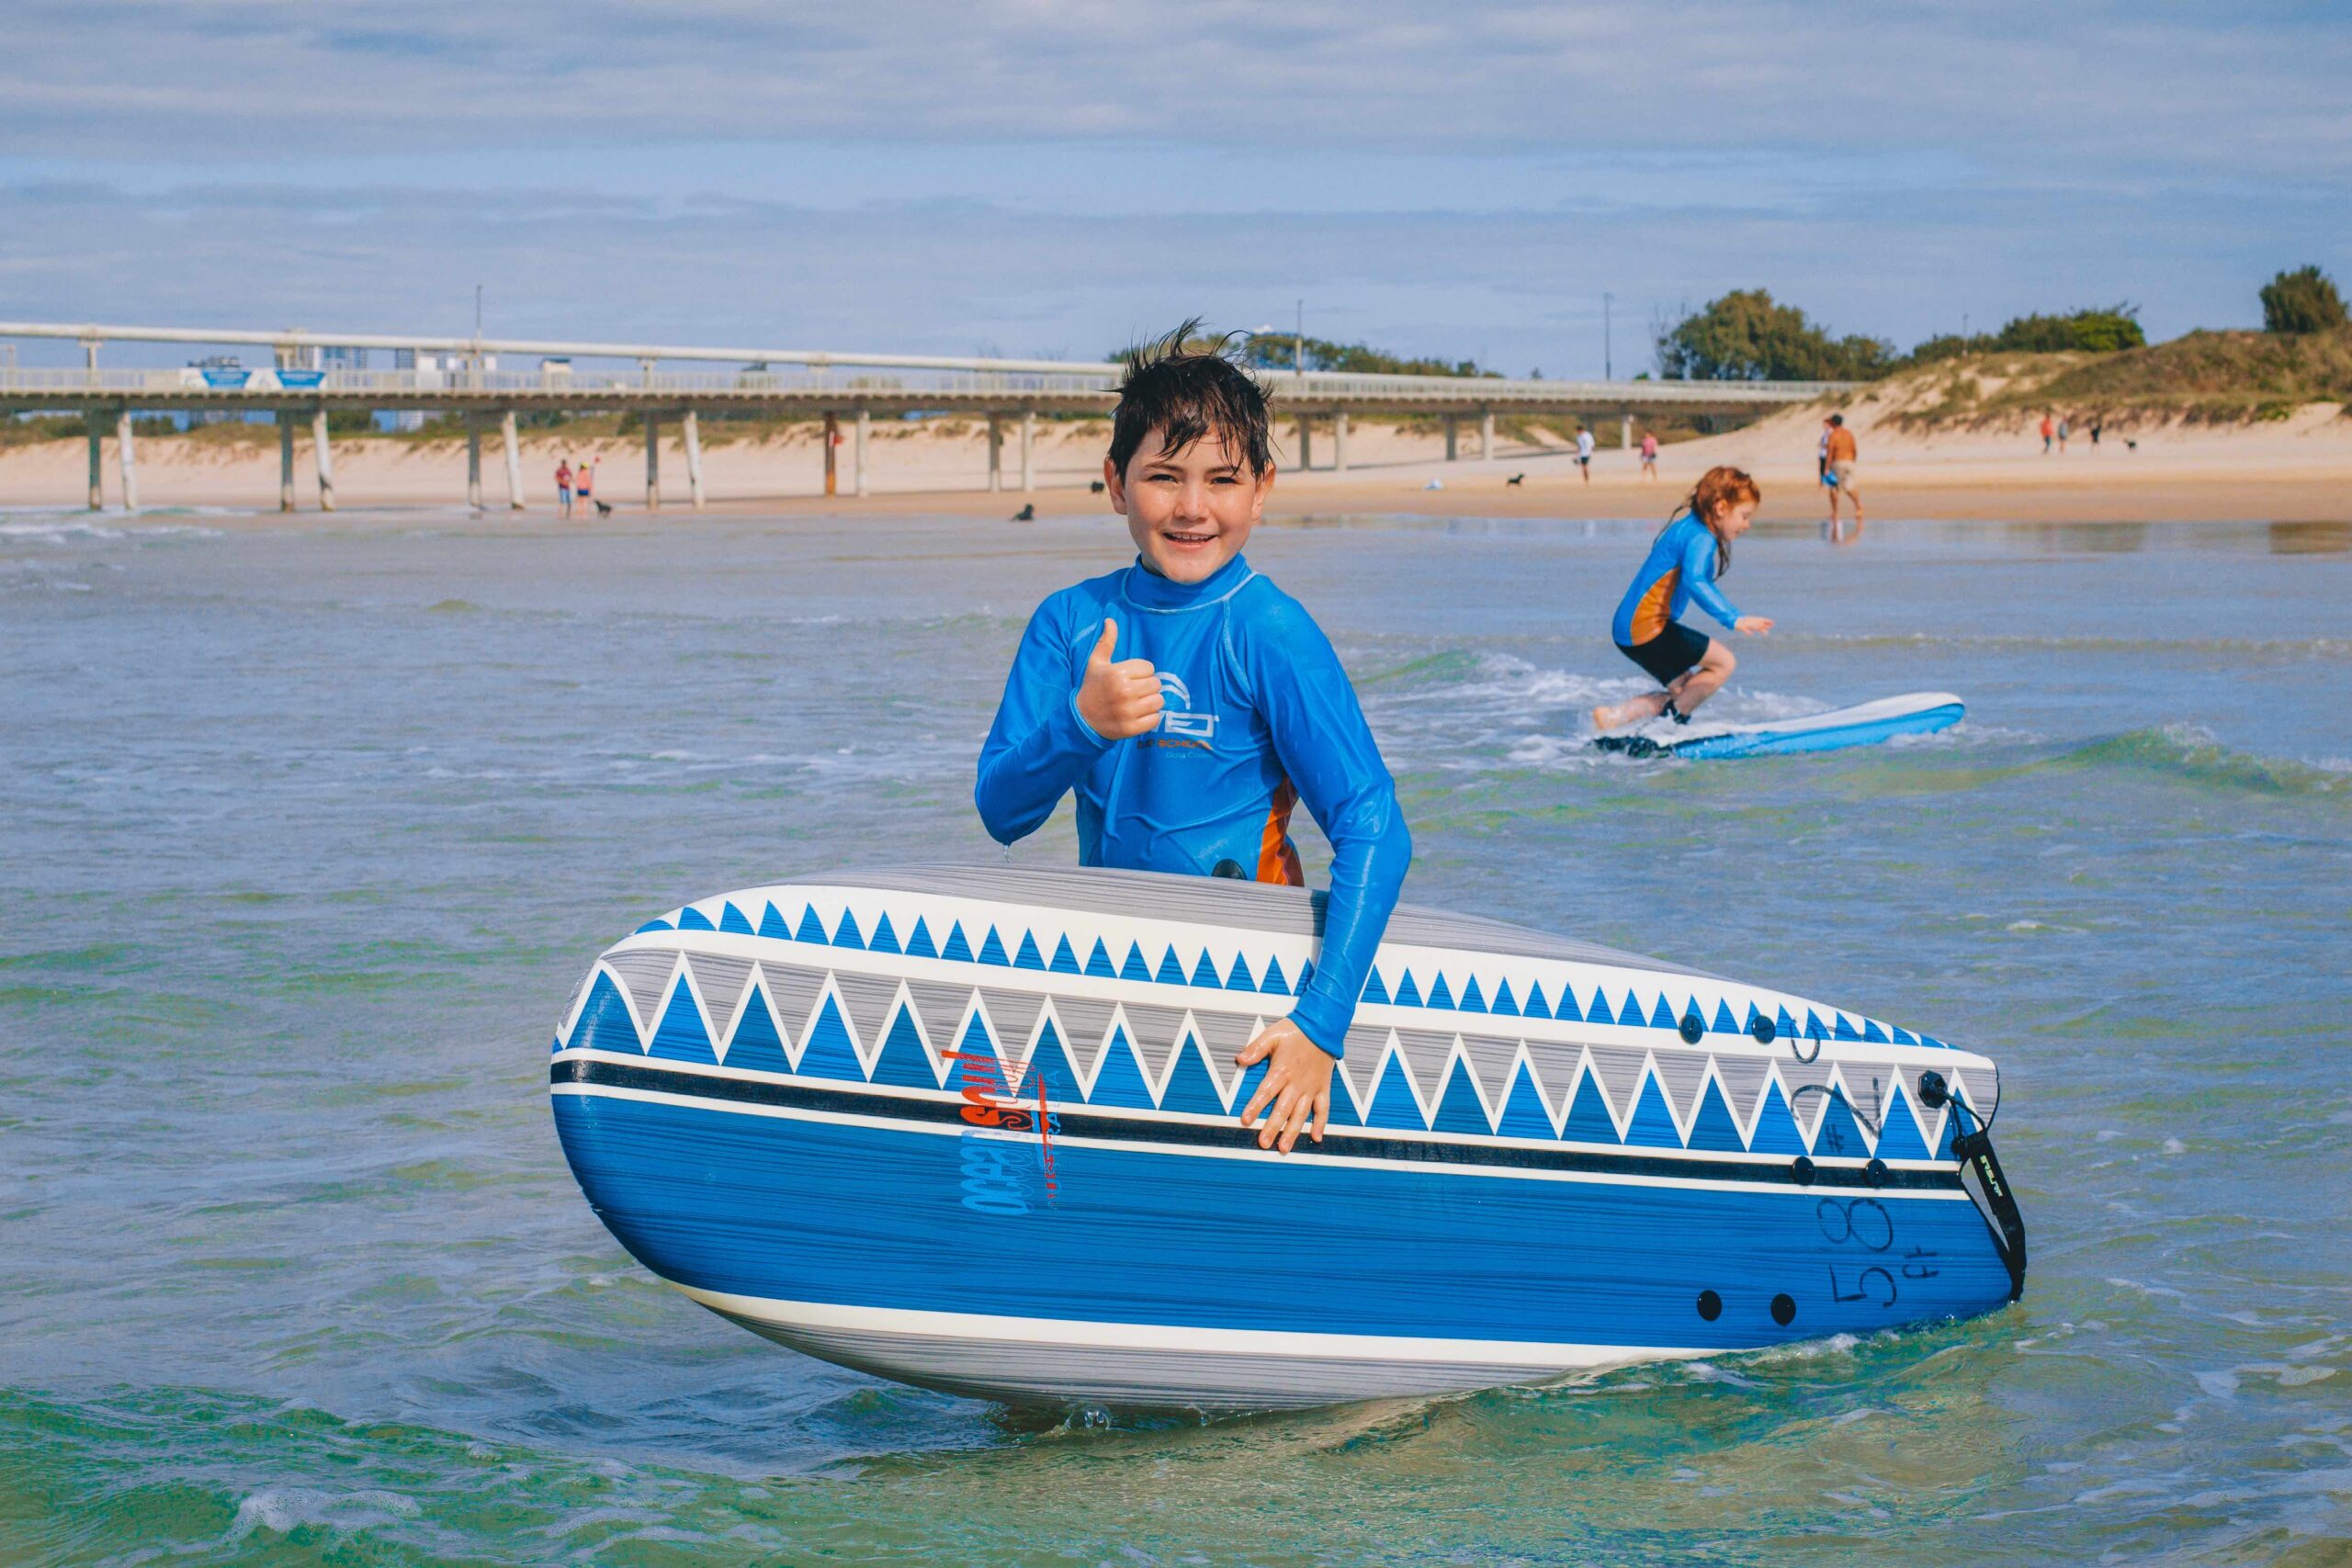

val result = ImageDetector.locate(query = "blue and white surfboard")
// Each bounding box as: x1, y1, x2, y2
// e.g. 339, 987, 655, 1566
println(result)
1597, 692, 1965, 760
549, 864, 2024, 1411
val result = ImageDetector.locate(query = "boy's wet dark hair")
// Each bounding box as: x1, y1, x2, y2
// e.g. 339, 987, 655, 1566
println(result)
1107, 320, 1274, 478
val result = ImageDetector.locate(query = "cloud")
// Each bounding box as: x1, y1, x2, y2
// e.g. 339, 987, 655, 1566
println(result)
0, 3, 2344, 369
0, 166, 2326, 376
1, 1, 2346, 176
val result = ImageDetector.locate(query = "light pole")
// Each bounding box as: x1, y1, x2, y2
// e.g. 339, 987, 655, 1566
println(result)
1295, 299, 1304, 376
1603, 292, 1614, 381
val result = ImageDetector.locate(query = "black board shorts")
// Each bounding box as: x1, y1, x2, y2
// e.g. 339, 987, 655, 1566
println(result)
1617, 621, 1712, 685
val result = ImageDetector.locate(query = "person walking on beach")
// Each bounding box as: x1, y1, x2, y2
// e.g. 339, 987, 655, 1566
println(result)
555, 458, 573, 519
1590, 466, 1773, 733
577, 457, 597, 510
2041, 413, 2055, 455
1818, 418, 1833, 485
2057, 417, 2070, 455
1825, 413, 1862, 541
1575, 424, 1596, 483
1640, 430, 1659, 480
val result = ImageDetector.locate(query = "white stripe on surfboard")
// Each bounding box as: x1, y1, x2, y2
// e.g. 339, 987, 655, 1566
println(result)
672, 1282, 1714, 1371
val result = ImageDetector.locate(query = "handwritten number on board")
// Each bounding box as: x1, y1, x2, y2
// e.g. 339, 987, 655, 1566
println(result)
1827, 1263, 1898, 1307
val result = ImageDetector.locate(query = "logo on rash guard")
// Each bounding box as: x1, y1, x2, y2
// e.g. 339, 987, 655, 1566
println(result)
1156, 671, 1218, 740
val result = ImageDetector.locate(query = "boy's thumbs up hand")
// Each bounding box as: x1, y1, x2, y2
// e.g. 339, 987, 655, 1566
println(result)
1076, 617, 1164, 740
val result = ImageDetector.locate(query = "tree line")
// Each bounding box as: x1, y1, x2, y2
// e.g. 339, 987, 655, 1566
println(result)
1656, 266, 2345, 382
1109, 265, 2346, 387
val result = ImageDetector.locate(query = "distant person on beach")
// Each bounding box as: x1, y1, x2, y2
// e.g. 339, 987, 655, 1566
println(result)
555, 459, 573, 519
2058, 417, 2070, 454
2041, 413, 2055, 455
1576, 424, 1595, 483
2090, 417, 2104, 447
1640, 430, 1659, 479
976, 324, 1409, 1156
1818, 418, 1833, 485
1590, 466, 1774, 733
1825, 413, 1862, 540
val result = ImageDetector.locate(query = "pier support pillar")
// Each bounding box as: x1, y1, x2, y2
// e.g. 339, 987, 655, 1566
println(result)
644, 412, 662, 511
854, 408, 870, 497
116, 408, 139, 513
986, 415, 1002, 491
1296, 414, 1312, 471
85, 414, 104, 511
1333, 410, 1350, 473
503, 409, 526, 510
683, 410, 705, 510
312, 407, 336, 512
823, 412, 839, 498
278, 413, 296, 512
466, 419, 482, 512
1622, 413, 1633, 450
1444, 418, 1458, 461
1479, 409, 1494, 461
1020, 410, 1035, 492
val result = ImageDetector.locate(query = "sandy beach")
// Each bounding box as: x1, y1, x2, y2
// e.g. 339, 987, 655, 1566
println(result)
8, 393, 2348, 525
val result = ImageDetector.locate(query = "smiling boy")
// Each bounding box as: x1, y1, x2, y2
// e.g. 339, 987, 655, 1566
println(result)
974, 327, 1412, 1155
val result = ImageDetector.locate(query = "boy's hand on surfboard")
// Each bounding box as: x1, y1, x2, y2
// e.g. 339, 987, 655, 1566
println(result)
1076, 617, 1166, 739
1236, 1020, 1333, 1155
1735, 615, 1775, 635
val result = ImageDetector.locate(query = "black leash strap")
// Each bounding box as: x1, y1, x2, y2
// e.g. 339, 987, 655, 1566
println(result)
1919, 1069, 2028, 1303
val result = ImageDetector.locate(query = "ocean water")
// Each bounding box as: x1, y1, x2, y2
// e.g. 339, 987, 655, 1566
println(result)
3, 507, 2346, 1565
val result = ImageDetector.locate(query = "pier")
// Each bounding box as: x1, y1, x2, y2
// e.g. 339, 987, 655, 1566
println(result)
0, 320, 1852, 512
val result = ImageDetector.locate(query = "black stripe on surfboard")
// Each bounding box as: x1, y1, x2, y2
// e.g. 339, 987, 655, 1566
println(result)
552, 1056, 1962, 1194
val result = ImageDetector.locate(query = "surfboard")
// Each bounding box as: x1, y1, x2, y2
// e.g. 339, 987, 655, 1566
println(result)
1595, 692, 1964, 760
549, 863, 2024, 1411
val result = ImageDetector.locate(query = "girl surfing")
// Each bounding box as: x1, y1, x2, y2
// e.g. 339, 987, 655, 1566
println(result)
1591, 466, 1775, 733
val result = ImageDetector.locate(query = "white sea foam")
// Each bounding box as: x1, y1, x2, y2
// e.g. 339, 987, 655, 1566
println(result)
227, 1486, 419, 1541
0, 518, 223, 544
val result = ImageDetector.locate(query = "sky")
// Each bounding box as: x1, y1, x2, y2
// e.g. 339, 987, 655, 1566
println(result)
2, 0, 2346, 375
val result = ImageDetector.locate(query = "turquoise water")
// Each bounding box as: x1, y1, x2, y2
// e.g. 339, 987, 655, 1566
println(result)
4, 509, 2347, 1564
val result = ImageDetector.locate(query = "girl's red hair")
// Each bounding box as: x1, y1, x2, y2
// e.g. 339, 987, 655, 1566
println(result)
1679, 465, 1760, 573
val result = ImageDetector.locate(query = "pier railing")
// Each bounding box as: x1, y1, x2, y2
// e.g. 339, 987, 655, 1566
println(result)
1, 317, 1855, 512
0, 363, 1847, 408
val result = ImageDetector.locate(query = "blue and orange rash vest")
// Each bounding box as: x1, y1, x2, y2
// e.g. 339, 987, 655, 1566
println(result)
975, 553, 1411, 1059
1610, 513, 1744, 647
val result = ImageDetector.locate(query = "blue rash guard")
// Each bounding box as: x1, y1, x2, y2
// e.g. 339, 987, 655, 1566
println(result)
975, 553, 1411, 1059
1610, 513, 1743, 647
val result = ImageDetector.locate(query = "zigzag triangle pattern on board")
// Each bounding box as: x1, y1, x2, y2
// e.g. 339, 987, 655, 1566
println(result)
653, 891, 1951, 1055
595, 891, 1979, 1156
563, 958, 1975, 1165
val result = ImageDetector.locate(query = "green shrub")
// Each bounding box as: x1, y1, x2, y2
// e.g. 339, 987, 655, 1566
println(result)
1655, 289, 1894, 381
2260, 266, 2348, 334
1903, 307, 2146, 364
1985, 307, 2146, 355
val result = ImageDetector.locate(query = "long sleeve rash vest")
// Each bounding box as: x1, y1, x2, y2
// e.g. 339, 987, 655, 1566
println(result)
975, 553, 1411, 1059
1610, 513, 1744, 647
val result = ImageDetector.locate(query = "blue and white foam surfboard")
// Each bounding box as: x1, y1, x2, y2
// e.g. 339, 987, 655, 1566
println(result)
1596, 692, 1964, 760
549, 864, 2025, 1412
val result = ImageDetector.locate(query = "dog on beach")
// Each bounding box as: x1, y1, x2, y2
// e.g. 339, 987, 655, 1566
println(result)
593, 498, 614, 516
1012, 502, 1036, 521
1506, 473, 1526, 487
